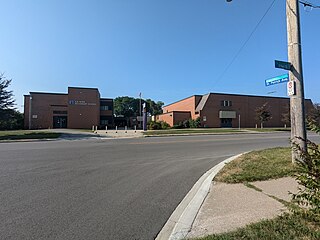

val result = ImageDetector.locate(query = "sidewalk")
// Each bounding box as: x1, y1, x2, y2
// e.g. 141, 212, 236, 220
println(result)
187, 177, 299, 239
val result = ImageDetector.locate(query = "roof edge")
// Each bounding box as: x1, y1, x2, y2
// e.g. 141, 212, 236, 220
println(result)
163, 95, 202, 108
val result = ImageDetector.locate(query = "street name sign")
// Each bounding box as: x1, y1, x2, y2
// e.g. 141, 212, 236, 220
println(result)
275, 60, 292, 70
265, 74, 289, 86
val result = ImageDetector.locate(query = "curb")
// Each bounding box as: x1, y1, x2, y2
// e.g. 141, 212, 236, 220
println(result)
155, 153, 245, 240
144, 131, 283, 138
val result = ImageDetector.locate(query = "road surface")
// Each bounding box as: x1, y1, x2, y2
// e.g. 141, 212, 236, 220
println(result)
0, 132, 318, 239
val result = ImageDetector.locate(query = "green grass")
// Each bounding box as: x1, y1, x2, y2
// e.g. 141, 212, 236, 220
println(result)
214, 147, 295, 183
144, 127, 291, 136
0, 130, 61, 140
245, 128, 291, 132
192, 213, 320, 240
144, 128, 243, 136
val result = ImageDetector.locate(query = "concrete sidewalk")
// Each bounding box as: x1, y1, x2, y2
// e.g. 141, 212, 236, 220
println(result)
187, 177, 299, 239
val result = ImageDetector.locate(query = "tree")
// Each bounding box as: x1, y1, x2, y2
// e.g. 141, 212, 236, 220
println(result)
255, 102, 272, 128
145, 99, 164, 116
281, 104, 290, 127
0, 74, 15, 110
114, 96, 164, 118
0, 74, 23, 130
114, 96, 139, 118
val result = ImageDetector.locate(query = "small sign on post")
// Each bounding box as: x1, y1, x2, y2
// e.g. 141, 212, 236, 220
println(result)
287, 81, 296, 96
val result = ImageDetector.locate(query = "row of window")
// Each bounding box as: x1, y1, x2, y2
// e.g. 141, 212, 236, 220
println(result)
221, 100, 232, 107
100, 105, 112, 111
100, 120, 109, 125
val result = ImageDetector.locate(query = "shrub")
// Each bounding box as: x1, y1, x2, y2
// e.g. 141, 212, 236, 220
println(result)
189, 117, 201, 128
160, 121, 170, 130
148, 121, 170, 130
291, 122, 320, 220
172, 118, 201, 129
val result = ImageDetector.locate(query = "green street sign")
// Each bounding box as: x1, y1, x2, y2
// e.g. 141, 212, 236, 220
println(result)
275, 60, 292, 70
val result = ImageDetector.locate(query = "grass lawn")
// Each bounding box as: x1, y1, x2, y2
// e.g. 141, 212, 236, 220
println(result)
0, 130, 61, 140
245, 128, 291, 132
192, 213, 320, 240
214, 147, 294, 183
144, 127, 290, 136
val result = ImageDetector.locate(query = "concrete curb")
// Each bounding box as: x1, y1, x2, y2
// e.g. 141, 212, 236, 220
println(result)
155, 153, 245, 240
144, 131, 285, 138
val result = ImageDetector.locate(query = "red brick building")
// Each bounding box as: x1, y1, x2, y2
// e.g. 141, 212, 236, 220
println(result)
24, 87, 113, 129
157, 93, 314, 128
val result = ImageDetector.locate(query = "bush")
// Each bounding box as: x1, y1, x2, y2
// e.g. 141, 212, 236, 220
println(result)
172, 117, 201, 129
147, 121, 170, 130
291, 122, 320, 220
0, 110, 24, 130
160, 121, 170, 129
189, 117, 201, 128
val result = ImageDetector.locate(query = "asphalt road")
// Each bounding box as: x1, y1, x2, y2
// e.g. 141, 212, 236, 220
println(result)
0, 132, 319, 240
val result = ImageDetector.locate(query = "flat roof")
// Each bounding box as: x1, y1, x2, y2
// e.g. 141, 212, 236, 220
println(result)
164, 92, 312, 108
27, 92, 67, 96
68, 86, 99, 90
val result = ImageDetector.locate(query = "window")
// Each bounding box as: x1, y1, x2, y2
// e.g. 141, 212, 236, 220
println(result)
221, 100, 232, 107
100, 105, 109, 111
100, 120, 109, 125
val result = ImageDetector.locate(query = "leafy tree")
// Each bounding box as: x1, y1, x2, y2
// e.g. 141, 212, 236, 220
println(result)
114, 96, 163, 118
0, 74, 23, 130
255, 102, 272, 128
114, 96, 139, 118
145, 99, 164, 116
0, 74, 15, 110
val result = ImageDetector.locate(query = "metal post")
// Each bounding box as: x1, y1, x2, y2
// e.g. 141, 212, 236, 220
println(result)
116, 126, 118, 133
238, 114, 241, 130
125, 126, 127, 133
139, 93, 142, 129
286, 0, 307, 162
106, 125, 108, 133
28, 95, 32, 130
143, 103, 147, 131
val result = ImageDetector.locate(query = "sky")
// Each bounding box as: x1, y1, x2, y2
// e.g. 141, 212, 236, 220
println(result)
0, 0, 319, 112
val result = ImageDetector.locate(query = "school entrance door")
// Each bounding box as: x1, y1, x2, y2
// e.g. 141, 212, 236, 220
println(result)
220, 118, 232, 128
53, 116, 67, 128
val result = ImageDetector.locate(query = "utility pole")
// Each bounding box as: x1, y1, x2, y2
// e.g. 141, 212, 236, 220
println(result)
225, 0, 308, 162
139, 92, 142, 129
286, 0, 307, 162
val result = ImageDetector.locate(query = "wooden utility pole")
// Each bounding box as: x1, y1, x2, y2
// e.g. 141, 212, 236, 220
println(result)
286, 0, 307, 162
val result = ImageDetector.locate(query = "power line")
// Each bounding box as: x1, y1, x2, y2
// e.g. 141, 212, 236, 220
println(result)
214, 0, 277, 85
